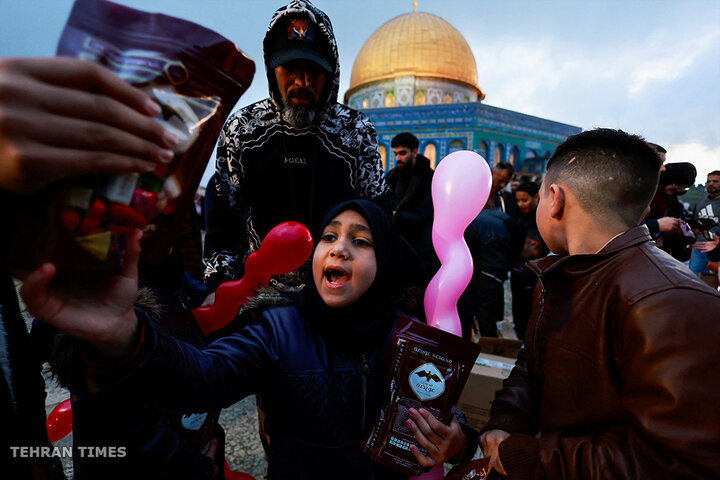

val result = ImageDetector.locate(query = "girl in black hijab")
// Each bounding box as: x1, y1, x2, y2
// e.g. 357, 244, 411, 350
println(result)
20, 198, 472, 479
295, 198, 416, 351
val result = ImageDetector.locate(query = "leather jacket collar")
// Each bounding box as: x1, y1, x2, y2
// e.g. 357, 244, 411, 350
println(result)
529, 225, 653, 276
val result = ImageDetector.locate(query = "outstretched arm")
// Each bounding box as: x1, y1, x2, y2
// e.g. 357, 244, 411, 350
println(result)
0, 57, 176, 194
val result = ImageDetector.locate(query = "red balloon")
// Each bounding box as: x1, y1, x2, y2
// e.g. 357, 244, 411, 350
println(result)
46, 398, 73, 443
224, 459, 256, 480
193, 221, 313, 336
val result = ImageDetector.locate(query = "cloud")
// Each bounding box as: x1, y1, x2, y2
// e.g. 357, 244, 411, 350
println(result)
474, 26, 720, 111
472, 37, 582, 115
667, 142, 720, 184
628, 30, 720, 95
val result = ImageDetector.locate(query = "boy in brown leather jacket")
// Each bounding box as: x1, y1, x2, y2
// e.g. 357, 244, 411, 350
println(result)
479, 128, 720, 479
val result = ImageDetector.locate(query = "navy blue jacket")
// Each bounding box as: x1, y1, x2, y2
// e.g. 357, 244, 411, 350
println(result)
76, 306, 404, 480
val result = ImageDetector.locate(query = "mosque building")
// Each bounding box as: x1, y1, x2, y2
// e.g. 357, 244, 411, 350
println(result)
344, 6, 582, 175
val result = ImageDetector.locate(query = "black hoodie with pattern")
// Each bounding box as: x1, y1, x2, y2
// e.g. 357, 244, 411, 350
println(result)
203, 0, 388, 292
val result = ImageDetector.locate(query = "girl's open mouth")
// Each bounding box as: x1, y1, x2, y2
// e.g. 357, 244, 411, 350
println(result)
324, 266, 349, 287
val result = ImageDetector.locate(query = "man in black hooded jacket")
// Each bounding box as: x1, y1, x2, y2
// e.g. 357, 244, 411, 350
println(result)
386, 132, 438, 277
204, 0, 388, 295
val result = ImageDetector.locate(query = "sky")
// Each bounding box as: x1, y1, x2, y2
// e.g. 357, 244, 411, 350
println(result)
1, 0, 718, 187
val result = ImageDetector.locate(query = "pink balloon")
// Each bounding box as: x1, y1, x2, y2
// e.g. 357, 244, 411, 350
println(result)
417, 151, 490, 479
47, 398, 73, 443
423, 150, 492, 336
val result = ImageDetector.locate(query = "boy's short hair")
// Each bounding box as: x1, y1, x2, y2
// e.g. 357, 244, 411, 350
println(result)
544, 129, 662, 226
391, 132, 419, 150
516, 181, 539, 196
708, 170, 720, 177
647, 142, 666, 154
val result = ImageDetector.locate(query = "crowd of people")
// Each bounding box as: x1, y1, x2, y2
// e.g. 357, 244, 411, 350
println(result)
2, 1, 719, 479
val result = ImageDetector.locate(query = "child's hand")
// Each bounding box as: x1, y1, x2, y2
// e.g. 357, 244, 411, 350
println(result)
20, 229, 143, 358
479, 429, 510, 475
406, 407, 466, 468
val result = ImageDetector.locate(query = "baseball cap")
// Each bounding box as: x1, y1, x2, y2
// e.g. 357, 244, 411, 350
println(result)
268, 16, 333, 73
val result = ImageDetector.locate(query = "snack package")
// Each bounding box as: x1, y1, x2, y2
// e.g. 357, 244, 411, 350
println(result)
364, 317, 481, 476
9, 0, 254, 284
443, 458, 506, 480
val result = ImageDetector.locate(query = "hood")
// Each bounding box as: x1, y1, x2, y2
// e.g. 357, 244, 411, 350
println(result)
659, 162, 697, 188
263, 0, 340, 116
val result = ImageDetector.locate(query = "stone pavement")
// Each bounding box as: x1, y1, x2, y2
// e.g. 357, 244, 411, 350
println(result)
220, 396, 267, 478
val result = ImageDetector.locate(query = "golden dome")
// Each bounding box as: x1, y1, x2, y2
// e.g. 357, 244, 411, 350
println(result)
347, 11, 482, 98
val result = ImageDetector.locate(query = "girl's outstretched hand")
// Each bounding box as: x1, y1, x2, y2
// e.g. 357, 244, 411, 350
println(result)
406, 407, 467, 468
20, 229, 143, 358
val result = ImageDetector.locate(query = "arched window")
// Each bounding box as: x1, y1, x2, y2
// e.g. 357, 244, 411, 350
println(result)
494, 144, 504, 166
524, 149, 537, 159
384, 91, 395, 107
414, 89, 425, 105
423, 143, 437, 169
509, 146, 520, 166
378, 144, 387, 171
362, 98, 369, 109
448, 140, 465, 153
478, 141, 489, 160
443, 93, 453, 104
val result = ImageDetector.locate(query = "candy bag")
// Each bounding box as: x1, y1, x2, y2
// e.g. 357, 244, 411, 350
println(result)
364, 317, 481, 476
443, 458, 506, 480
10, 0, 254, 285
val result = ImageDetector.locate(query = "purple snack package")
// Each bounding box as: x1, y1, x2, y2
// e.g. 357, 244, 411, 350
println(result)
364, 317, 481, 476
10, 0, 254, 284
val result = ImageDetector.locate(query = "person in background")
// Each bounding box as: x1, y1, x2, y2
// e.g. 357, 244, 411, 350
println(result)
513, 181, 540, 232
203, 0, 388, 298
645, 162, 697, 261
484, 162, 519, 217
509, 181, 546, 340
385, 132, 437, 278
642, 142, 679, 236
459, 210, 523, 339
688, 170, 720, 276
479, 128, 720, 479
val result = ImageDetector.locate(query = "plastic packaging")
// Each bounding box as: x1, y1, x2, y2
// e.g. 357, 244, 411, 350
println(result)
10, 0, 254, 285
364, 317, 481, 476
443, 458, 505, 479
